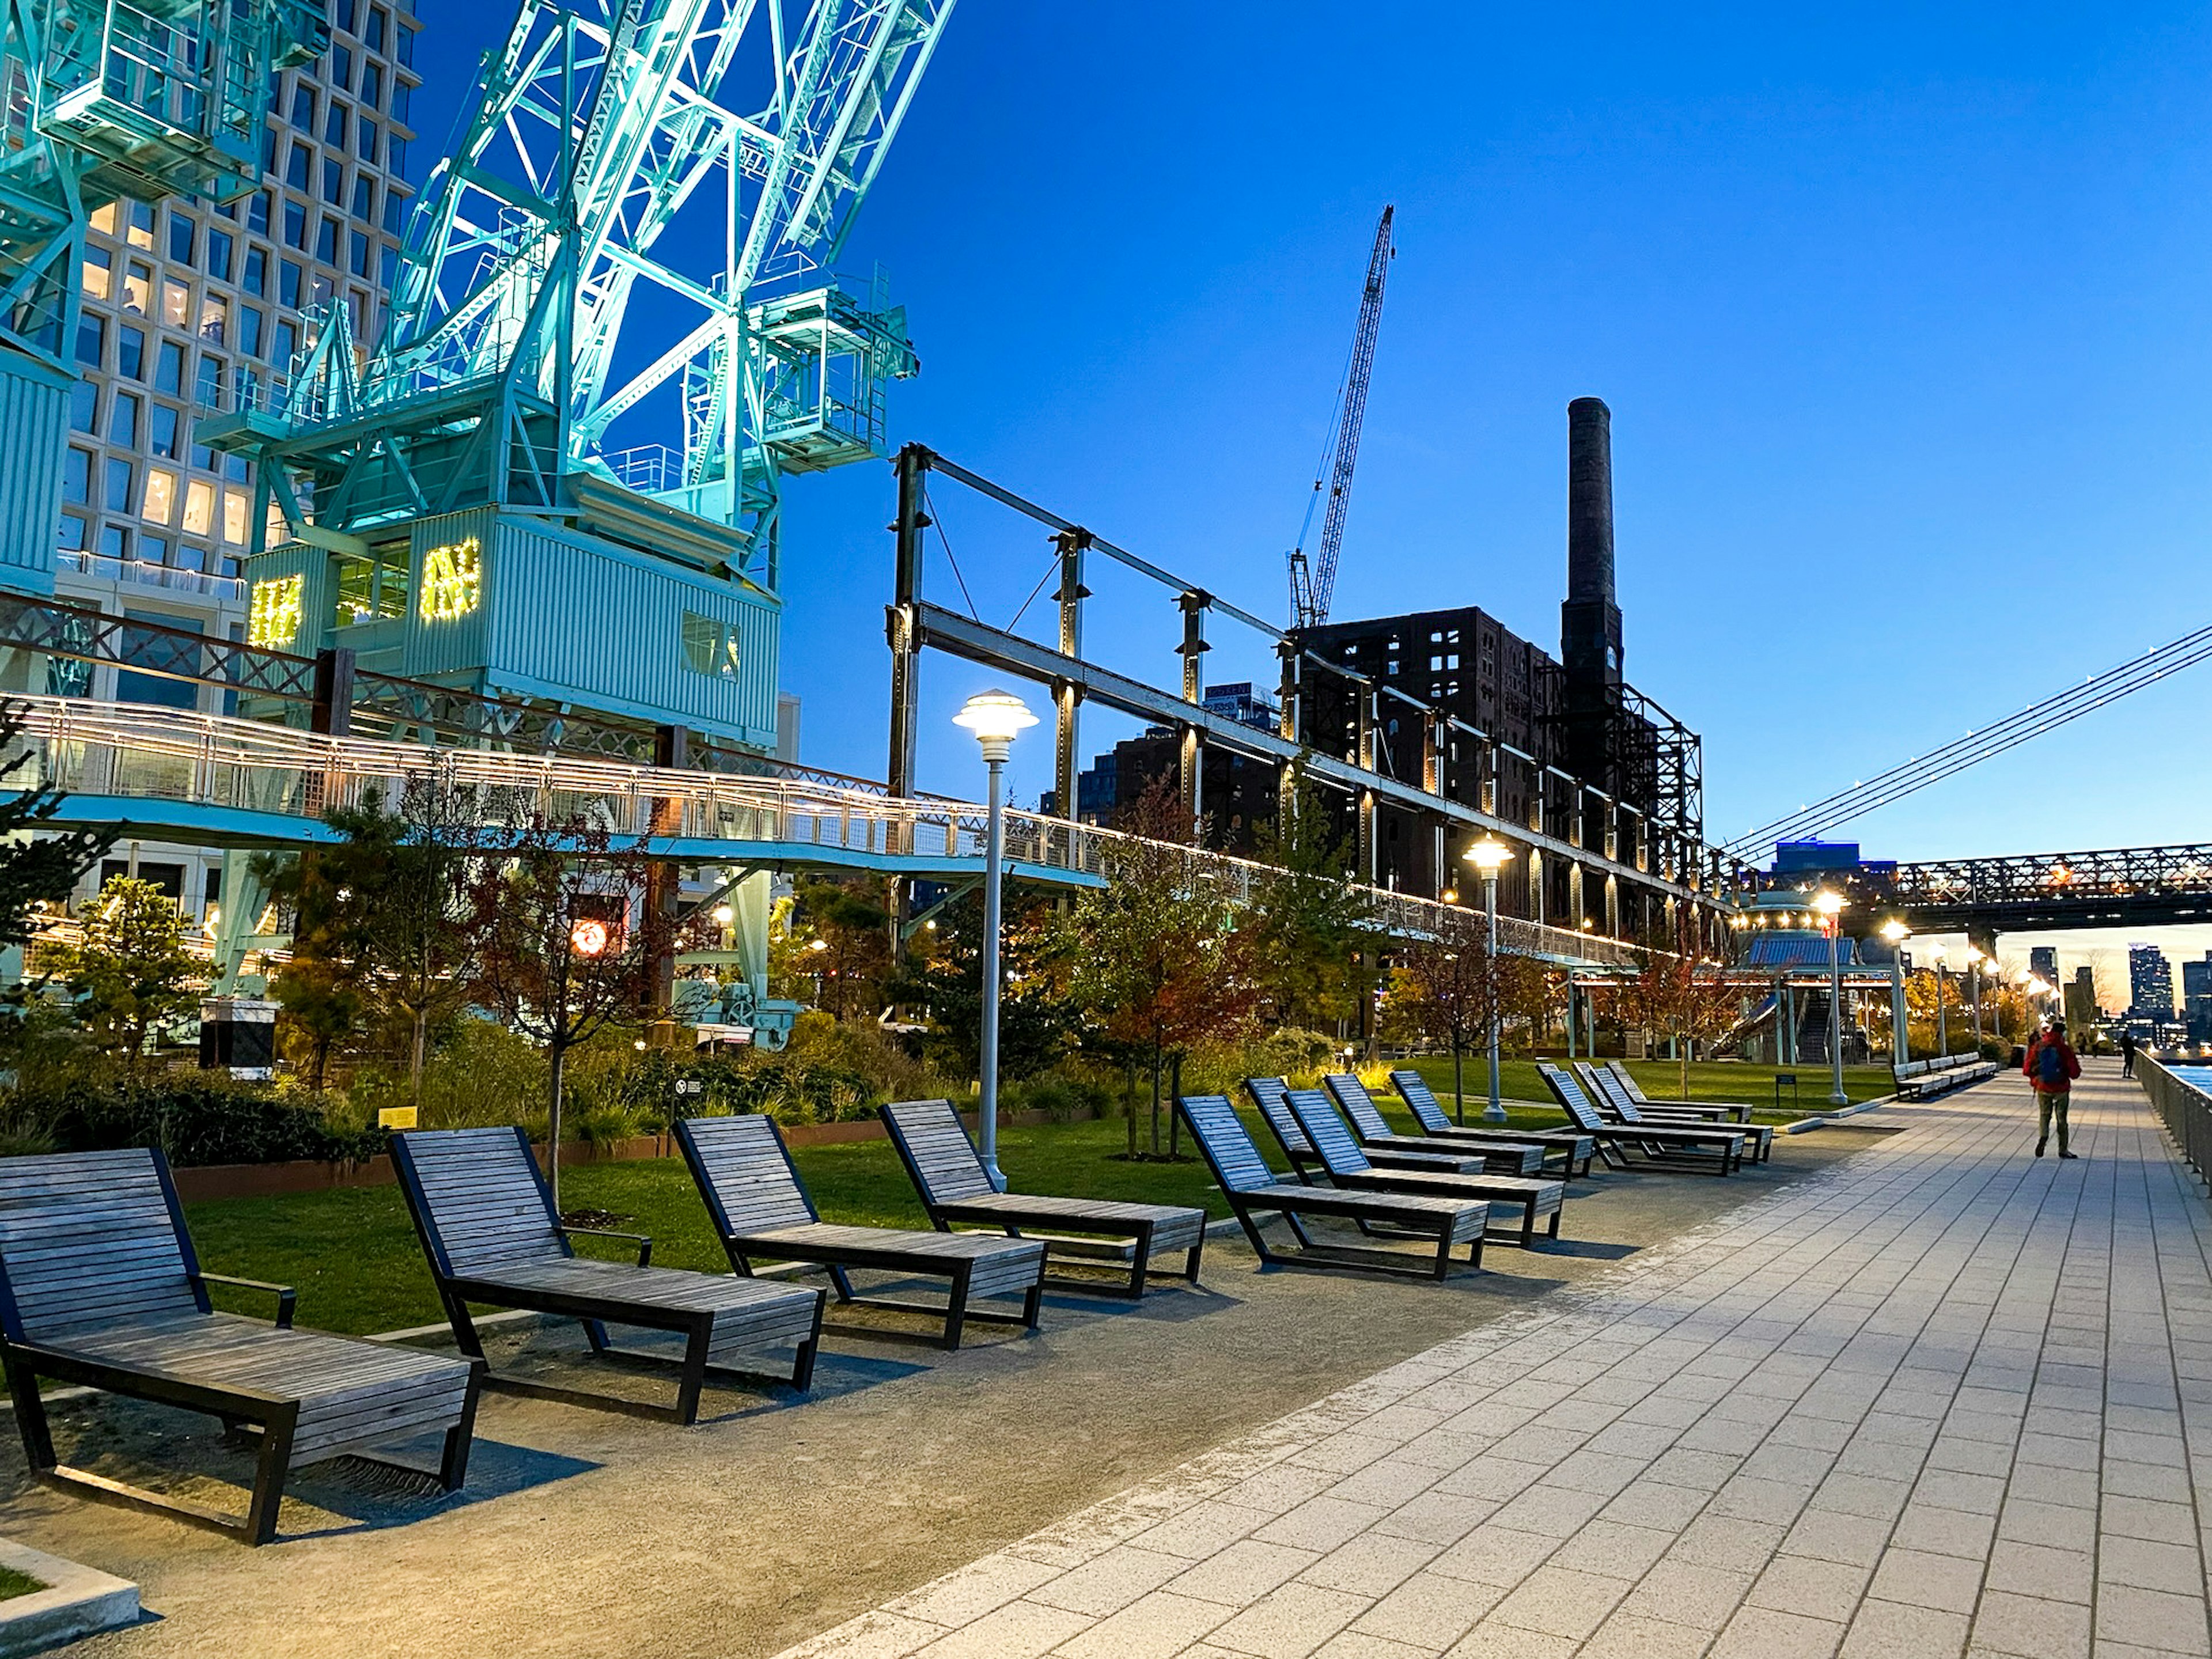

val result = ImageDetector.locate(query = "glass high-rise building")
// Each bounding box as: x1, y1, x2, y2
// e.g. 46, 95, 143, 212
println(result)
2029, 945, 2058, 984
52, 0, 421, 917
2128, 942, 2176, 1022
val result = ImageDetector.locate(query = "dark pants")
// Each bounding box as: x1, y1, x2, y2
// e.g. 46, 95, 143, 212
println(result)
2037, 1090, 2070, 1153
2123, 1053, 2135, 1077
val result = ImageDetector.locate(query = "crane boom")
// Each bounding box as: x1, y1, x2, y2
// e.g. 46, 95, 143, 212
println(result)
1289, 205, 1395, 630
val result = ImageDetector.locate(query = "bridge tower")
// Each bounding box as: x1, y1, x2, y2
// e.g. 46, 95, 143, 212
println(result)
200, 0, 955, 752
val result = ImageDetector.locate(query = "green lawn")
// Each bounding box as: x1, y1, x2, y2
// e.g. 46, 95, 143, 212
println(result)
0, 1566, 43, 1601
1400, 1056, 1899, 1123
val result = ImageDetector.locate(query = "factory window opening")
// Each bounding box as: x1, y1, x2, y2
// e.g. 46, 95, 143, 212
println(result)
681, 612, 741, 678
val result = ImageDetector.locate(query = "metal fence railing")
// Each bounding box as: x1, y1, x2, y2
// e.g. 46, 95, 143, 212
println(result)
2139, 1057, 2212, 1188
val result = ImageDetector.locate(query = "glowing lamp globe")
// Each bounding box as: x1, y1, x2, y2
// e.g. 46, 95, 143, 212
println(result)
954, 689, 1037, 762
1463, 838, 1513, 876
570, 918, 611, 957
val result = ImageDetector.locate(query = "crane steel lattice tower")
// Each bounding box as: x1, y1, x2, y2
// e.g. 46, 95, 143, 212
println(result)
0, 0, 328, 592
1287, 204, 1393, 631
204, 0, 955, 750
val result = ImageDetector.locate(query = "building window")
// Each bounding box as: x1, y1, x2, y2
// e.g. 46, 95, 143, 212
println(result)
74, 312, 104, 367
161, 276, 190, 328
143, 469, 179, 526
248, 190, 270, 236
392, 79, 410, 123
357, 120, 377, 164
335, 0, 354, 31
349, 229, 370, 277
149, 404, 180, 459
243, 245, 267, 297
325, 100, 347, 147
104, 458, 132, 512
283, 199, 306, 249
199, 293, 229, 346
290, 84, 316, 127
81, 246, 112, 300
182, 480, 216, 537
315, 217, 338, 263
98, 525, 128, 560
238, 306, 263, 359
166, 213, 194, 264
379, 245, 398, 292
396, 20, 414, 66
388, 135, 407, 175
382, 191, 406, 236
121, 261, 151, 315
56, 514, 85, 552
206, 229, 233, 283
89, 201, 118, 237
155, 341, 184, 395
681, 612, 740, 676
118, 326, 145, 380
366, 5, 386, 50
286, 142, 310, 189
69, 380, 97, 433
351, 175, 374, 221
274, 319, 298, 365
323, 158, 344, 205
141, 536, 169, 566
279, 259, 302, 307
62, 449, 90, 505
126, 202, 155, 249
221, 488, 248, 547
110, 391, 139, 447
361, 62, 381, 109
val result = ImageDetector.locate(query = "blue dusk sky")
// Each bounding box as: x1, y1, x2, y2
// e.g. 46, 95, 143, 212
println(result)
413, 3, 2212, 891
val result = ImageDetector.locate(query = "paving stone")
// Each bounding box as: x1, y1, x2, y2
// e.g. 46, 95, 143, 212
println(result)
1837, 1599, 1968, 1658
1203, 1582, 1373, 1659
1745, 1554, 1872, 1623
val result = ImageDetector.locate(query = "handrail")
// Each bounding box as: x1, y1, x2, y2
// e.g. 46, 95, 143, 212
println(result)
7, 694, 1642, 967
2139, 1057, 2212, 1190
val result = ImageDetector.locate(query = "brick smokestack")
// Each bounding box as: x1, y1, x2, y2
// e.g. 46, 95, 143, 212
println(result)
1560, 396, 1623, 789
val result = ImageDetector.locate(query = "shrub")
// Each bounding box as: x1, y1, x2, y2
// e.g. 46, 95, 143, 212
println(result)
35, 1072, 384, 1167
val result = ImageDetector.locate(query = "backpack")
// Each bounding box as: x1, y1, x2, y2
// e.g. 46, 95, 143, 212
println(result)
2036, 1040, 2069, 1087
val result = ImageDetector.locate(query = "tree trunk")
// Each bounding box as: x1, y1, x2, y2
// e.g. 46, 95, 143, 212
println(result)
1452, 1043, 1465, 1124
410, 1007, 429, 1112
1123, 1060, 1137, 1156
1677, 1037, 1690, 1101
310, 1035, 329, 1092
1148, 1045, 1162, 1156
547, 1041, 568, 1214
1168, 1051, 1181, 1158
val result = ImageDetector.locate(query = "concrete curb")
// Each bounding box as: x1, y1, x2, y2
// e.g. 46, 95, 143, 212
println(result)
1783, 1100, 1897, 1134
0, 1539, 138, 1656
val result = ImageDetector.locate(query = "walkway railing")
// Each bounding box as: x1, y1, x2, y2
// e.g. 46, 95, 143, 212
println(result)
9, 696, 1641, 967
2139, 1056, 2212, 1186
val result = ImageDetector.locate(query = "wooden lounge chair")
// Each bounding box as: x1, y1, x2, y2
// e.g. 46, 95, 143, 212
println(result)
1577, 1063, 1774, 1164
1320, 1072, 1550, 1176
1242, 1078, 1487, 1179
1605, 1059, 1754, 1123
391, 1127, 825, 1424
1537, 1064, 1745, 1175
880, 1099, 1207, 1297
1175, 1094, 1489, 1279
676, 1114, 1046, 1349
0, 1148, 480, 1544
1387, 1071, 1596, 1177
1286, 1090, 1567, 1247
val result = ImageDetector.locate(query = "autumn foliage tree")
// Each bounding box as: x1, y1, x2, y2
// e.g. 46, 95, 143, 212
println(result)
1605, 911, 1745, 1100
1385, 910, 1547, 1121
1067, 777, 1259, 1158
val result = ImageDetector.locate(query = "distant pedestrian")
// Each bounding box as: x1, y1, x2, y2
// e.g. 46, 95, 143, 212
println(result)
2025, 1019, 2082, 1159
2120, 1031, 2138, 1078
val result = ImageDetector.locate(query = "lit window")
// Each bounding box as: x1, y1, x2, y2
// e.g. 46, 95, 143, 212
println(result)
221, 488, 248, 546
126, 202, 154, 249
121, 262, 150, 315
161, 278, 190, 328
248, 575, 304, 647
81, 247, 112, 300
89, 202, 118, 236
182, 479, 215, 536
199, 293, 229, 346
143, 469, 179, 526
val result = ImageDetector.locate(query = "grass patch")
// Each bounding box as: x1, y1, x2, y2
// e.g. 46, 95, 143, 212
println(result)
0, 1566, 46, 1601
1400, 1058, 1898, 1123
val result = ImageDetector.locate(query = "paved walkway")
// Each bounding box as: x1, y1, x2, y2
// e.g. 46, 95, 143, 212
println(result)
777, 1063, 2212, 1659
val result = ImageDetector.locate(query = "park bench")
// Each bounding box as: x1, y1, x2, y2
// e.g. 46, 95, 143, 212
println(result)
1242, 1077, 1487, 1179
676, 1114, 1046, 1349
1317, 1073, 1552, 1176
1175, 1093, 1490, 1279
1286, 1090, 1567, 1247
1537, 1064, 1746, 1175
1893, 1054, 2001, 1100
0, 1148, 480, 1545
1387, 1071, 1596, 1177
1576, 1062, 1774, 1164
880, 1099, 1207, 1298
391, 1126, 825, 1424
1604, 1059, 1756, 1123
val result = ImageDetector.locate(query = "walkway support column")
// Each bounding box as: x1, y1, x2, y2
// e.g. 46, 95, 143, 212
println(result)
1177, 589, 1210, 835
1052, 529, 1089, 832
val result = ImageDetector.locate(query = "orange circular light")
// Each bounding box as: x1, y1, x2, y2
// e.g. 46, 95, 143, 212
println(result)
570, 918, 611, 957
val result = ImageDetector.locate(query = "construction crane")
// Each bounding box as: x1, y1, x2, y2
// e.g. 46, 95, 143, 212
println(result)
1287, 205, 1394, 630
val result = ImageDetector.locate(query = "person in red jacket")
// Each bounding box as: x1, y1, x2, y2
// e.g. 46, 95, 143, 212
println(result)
2024, 1018, 2082, 1158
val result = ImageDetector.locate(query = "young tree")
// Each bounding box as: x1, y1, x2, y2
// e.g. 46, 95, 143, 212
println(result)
1385, 910, 1513, 1122
1068, 778, 1259, 1157
0, 697, 116, 948
47, 876, 200, 1073
883, 891, 1072, 1084
1606, 914, 1745, 1099
787, 876, 892, 1019
1244, 772, 1381, 1036
468, 810, 671, 1210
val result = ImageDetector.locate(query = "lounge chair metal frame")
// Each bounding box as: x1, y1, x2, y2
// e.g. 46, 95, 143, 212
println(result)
1577, 1063, 1774, 1163
880, 1100, 1207, 1298
1241, 1078, 1486, 1180
676, 1114, 1046, 1349
1603, 1059, 1753, 1123
392, 1126, 825, 1425
1319, 1073, 1547, 1176
1385, 1070, 1597, 1177
1285, 1090, 1567, 1247
1537, 1065, 1745, 1175
0, 1148, 480, 1545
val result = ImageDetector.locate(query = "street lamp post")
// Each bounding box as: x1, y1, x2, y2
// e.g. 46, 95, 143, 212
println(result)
1931, 942, 1950, 1058
1966, 949, 1985, 1050
954, 688, 1037, 1190
1813, 891, 1849, 1106
1879, 918, 1910, 1068
1463, 838, 1514, 1124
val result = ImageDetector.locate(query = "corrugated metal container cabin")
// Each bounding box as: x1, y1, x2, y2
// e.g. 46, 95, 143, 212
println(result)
243, 500, 781, 751
0, 347, 73, 597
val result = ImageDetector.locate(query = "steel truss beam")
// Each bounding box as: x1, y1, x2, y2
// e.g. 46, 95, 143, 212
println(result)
1888, 842, 2212, 934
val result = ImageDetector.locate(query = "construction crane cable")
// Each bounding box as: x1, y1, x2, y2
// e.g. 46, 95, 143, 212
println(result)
1723, 620, 2212, 857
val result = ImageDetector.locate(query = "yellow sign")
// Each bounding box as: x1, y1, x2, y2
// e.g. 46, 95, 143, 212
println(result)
419, 536, 482, 621
247, 575, 304, 648
377, 1106, 419, 1130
